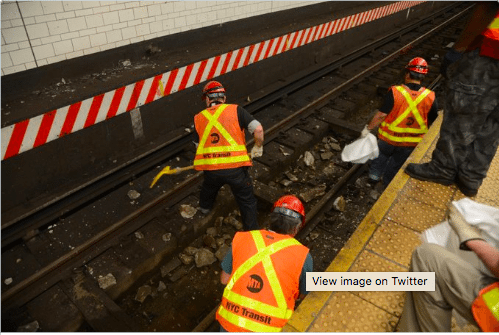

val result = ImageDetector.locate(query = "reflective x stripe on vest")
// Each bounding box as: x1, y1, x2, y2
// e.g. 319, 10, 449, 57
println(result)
218, 231, 300, 332
378, 86, 431, 144
194, 104, 250, 167
472, 282, 499, 332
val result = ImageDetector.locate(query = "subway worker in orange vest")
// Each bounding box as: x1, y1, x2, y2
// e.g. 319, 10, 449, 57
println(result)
216, 195, 313, 332
399, 202, 499, 332
365, 57, 438, 189
405, 2, 499, 197
193, 81, 264, 231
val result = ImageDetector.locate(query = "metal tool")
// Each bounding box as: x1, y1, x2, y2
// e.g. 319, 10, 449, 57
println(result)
150, 165, 195, 188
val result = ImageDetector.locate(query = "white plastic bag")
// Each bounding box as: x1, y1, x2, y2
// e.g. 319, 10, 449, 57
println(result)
341, 133, 379, 164
421, 198, 499, 278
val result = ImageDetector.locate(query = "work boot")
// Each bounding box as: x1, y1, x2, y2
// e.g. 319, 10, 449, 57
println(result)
405, 163, 454, 186
455, 180, 478, 197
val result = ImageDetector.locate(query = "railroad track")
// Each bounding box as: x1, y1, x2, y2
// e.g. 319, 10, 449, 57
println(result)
1, 3, 471, 331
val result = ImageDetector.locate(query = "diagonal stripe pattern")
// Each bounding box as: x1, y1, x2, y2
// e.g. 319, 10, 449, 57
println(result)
1, 1, 424, 161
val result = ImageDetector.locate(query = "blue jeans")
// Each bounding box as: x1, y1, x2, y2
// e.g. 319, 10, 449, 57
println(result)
369, 139, 414, 187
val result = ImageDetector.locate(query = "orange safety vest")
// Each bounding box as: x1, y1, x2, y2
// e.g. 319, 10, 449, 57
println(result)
193, 104, 252, 171
480, 10, 499, 59
216, 230, 309, 332
472, 281, 499, 332
378, 85, 435, 147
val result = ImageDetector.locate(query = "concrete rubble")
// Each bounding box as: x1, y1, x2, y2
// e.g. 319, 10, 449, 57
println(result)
180, 204, 197, 219
303, 151, 315, 166
223, 216, 243, 230
333, 196, 346, 212
194, 248, 217, 267
135, 285, 152, 303
127, 190, 141, 200
98, 273, 117, 289
178, 253, 194, 265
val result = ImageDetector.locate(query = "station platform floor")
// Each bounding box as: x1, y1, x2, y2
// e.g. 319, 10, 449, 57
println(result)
283, 114, 499, 332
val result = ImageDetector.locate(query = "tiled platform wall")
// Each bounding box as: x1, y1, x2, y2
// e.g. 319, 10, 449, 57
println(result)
1, 1, 321, 76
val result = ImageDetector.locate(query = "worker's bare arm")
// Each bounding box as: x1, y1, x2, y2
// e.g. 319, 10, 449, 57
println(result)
253, 124, 264, 147
221, 270, 231, 285
466, 240, 499, 278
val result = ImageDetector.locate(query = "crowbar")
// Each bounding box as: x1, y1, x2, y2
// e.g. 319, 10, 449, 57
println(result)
150, 165, 195, 188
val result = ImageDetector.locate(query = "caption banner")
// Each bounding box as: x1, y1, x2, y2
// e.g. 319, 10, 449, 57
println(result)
306, 272, 435, 291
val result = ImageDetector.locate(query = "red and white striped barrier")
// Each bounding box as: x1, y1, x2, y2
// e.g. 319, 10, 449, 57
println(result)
1, 1, 424, 161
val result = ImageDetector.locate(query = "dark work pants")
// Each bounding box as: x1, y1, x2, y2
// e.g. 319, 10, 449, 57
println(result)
369, 139, 414, 187
199, 167, 259, 231
431, 49, 499, 190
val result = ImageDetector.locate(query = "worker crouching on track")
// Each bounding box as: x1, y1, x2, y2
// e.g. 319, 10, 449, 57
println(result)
216, 195, 313, 332
365, 57, 438, 188
193, 81, 264, 231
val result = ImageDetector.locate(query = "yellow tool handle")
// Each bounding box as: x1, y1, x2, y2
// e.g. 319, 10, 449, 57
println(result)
171, 165, 195, 173
149, 165, 195, 188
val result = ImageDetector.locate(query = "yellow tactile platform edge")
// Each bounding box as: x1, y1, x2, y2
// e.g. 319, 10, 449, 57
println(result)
283, 115, 444, 332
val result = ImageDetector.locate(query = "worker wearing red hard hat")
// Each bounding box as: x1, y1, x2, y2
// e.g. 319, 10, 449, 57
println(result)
216, 195, 313, 332
192, 80, 264, 231
364, 56, 439, 190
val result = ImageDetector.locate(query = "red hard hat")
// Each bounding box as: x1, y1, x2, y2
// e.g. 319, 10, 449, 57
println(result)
272, 195, 306, 225
406, 57, 428, 75
202, 80, 226, 100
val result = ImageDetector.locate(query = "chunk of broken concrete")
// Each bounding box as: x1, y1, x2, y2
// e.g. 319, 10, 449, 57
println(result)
180, 204, 197, 219
157, 281, 166, 292
135, 285, 152, 303
127, 190, 140, 200
223, 216, 243, 230
179, 253, 194, 265
303, 151, 314, 166
333, 196, 346, 212
206, 227, 217, 236
184, 246, 198, 256
98, 273, 117, 289
203, 235, 217, 249
195, 248, 217, 267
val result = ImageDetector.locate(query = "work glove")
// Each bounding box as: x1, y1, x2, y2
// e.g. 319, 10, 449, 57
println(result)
447, 202, 484, 250
250, 144, 263, 158
361, 125, 370, 138
440, 49, 463, 78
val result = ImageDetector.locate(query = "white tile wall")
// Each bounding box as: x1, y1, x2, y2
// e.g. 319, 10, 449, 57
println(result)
1, 1, 323, 76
